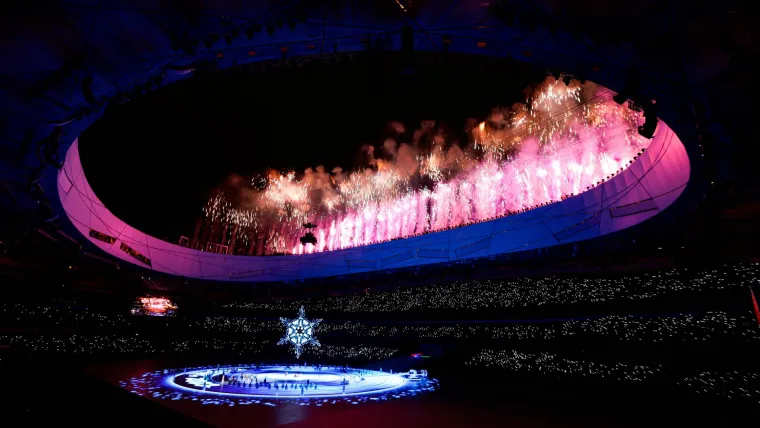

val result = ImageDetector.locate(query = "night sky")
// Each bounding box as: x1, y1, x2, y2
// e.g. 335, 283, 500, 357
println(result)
79, 52, 543, 241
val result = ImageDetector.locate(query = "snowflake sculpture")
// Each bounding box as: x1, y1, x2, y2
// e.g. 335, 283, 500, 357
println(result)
278, 306, 322, 358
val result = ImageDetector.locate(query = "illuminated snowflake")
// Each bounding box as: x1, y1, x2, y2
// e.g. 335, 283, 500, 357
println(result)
278, 306, 321, 358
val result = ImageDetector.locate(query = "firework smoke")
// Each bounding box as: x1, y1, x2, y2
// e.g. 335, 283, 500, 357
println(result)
201, 78, 648, 255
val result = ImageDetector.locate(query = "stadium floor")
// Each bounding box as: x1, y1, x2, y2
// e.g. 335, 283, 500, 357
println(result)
64, 359, 758, 428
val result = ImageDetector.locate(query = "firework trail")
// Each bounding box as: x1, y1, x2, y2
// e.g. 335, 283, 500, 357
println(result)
202, 78, 648, 255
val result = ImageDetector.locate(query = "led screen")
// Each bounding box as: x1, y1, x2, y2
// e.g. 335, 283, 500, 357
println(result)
130, 296, 177, 317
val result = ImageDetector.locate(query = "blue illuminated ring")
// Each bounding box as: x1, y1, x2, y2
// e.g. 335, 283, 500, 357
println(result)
165, 365, 410, 399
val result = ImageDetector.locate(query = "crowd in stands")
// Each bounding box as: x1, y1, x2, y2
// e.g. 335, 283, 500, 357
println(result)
4, 333, 158, 355
0, 301, 398, 360
0, 331, 398, 360
309, 344, 397, 360
222, 263, 759, 313
1, 261, 759, 404
466, 349, 760, 404
678, 371, 760, 402
4, 309, 757, 360
3, 301, 128, 327
466, 349, 661, 382
197, 311, 760, 343
7, 302, 757, 346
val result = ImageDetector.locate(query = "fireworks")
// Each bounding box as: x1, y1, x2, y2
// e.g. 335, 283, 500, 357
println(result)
201, 78, 649, 255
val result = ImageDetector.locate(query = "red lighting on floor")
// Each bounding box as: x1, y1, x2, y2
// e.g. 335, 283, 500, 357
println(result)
307, 44, 315, 49
280, 46, 289, 52
247, 50, 256, 56
476, 41, 486, 48
216, 52, 224, 58
522, 51, 533, 56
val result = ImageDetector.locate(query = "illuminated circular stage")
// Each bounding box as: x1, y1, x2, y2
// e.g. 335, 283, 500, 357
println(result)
122, 364, 437, 406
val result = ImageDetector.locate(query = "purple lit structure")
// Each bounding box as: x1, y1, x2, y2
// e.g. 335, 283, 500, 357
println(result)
57, 119, 689, 282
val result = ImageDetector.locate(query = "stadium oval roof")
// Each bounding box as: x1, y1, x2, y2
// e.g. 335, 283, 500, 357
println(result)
1, 1, 749, 282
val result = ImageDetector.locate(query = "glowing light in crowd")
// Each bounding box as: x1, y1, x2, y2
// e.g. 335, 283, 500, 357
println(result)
278, 306, 322, 358
203, 78, 649, 254
131, 297, 177, 316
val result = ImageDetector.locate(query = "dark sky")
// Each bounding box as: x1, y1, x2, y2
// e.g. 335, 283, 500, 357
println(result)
79, 52, 543, 241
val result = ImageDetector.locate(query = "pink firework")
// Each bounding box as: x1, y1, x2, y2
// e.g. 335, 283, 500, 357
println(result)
203, 78, 648, 255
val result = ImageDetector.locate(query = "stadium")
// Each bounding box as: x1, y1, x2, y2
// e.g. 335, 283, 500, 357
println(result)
58, 78, 689, 281
1, 1, 759, 427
